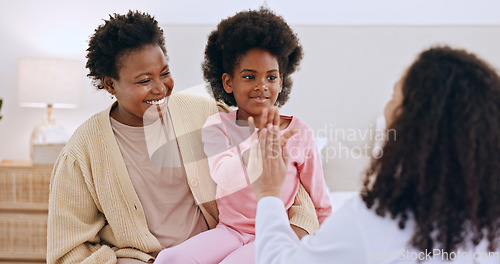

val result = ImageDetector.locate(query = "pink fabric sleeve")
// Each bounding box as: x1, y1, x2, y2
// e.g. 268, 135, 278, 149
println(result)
201, 113, 252, 196
292, 126, 332, 224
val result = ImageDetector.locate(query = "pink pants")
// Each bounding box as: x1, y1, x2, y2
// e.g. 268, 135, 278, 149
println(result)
154, 224, 255, 264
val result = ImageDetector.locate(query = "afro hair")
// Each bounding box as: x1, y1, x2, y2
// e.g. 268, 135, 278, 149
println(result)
86, 10, 166, 90
202, 7, 303, 107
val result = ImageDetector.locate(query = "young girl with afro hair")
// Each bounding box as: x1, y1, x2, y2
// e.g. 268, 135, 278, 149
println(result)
154, 7, 332, 264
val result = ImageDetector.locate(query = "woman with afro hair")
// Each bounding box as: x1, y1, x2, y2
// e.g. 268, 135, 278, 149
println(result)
47, 10, 319, 264
253, 46, 500, 263
154, 8, 332, 264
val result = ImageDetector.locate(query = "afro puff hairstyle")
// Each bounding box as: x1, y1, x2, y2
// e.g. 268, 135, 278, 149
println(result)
202, 7, 303, 107
86, 10, 166, 90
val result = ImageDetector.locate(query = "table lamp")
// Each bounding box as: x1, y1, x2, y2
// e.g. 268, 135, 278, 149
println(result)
17, 58, 82, 164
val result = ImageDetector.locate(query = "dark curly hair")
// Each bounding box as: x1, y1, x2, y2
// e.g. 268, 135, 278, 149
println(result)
202, 7, 303, 107
86, 10, 166, 90
362, 46, 500, 253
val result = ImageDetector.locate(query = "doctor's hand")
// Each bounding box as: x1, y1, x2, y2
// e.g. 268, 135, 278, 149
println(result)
248, 121, 295, 201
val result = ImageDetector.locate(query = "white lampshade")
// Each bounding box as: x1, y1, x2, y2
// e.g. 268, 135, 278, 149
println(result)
18, 58, 82, 108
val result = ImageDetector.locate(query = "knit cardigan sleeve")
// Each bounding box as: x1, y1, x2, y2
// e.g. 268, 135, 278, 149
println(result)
288, 184, 320, 234
47, 108, 160, 264
47, 148, 117, 263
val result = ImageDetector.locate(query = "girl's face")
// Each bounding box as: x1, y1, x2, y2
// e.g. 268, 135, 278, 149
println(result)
384, 75, 404, 128
222, 48, 282, 121
104, 45, 174, 127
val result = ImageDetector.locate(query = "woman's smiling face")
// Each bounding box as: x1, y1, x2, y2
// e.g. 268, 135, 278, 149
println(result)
104, 44, 174, 127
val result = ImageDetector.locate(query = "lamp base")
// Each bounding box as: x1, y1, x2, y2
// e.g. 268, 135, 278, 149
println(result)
30, 105, 70, 164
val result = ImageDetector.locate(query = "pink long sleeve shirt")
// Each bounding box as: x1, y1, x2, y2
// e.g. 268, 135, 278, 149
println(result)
202, 111, 332, 234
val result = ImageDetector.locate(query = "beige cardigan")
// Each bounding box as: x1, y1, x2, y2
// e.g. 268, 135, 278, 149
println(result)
47, 93, 319, 263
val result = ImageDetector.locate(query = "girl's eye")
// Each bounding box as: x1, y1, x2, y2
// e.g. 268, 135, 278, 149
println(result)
138, 79, 151, 84
161, 71, 170, 77
268, 76, 277, 81
243, 75, 254, 80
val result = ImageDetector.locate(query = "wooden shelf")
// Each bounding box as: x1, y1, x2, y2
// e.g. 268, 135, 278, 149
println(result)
0, 251, 46, 262
0, 160, 33, 167
0, 203, 48, 213
0, 160, 54, 169
0, 162, 52, 263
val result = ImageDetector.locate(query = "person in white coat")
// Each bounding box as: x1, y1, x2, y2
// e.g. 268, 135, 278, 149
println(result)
251, 46, 500, 264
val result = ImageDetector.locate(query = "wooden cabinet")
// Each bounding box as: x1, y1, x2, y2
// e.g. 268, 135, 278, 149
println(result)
0, 161, 52, 263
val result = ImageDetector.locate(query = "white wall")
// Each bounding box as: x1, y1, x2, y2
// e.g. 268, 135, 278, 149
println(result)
2, 1, 500, 191
292, 26, 500, 191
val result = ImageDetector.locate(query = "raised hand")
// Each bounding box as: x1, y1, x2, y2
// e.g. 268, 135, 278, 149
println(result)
252, 106, 280, 131
248, 107, 296, 201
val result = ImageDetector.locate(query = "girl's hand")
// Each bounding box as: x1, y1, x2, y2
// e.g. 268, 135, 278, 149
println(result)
244, 106, 279, 169
242, 106, 278, 166
243, 106, 278, 166
254, 106, 280, 131
252, 106, 290, 149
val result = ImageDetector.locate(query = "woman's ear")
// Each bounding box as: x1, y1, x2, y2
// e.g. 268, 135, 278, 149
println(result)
103, 76, 115, 94
222, 73, 233, 94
